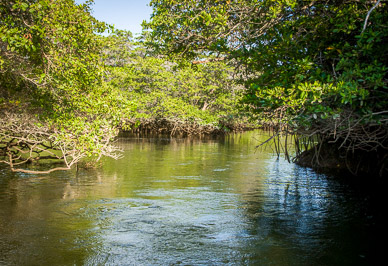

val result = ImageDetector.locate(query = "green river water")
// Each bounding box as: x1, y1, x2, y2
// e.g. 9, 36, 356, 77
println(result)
0, 131, 381, 265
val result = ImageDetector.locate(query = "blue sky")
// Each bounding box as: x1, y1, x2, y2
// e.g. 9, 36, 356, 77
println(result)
75, 0, 153, 35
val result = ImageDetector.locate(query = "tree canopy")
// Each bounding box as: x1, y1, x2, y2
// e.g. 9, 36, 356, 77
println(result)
1, 0, 120, 173
144, 0, 388, 171
1, 0, 248, 173
2, 0, 387, 175
103, 29, 248, 135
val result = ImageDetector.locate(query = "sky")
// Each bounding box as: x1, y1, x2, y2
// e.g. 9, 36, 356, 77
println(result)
75, 0, 153, 35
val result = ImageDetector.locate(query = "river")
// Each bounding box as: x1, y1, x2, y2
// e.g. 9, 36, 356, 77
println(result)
0, 130, 381, 265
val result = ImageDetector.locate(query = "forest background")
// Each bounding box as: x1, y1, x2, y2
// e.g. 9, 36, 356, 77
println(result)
1, 0, 387, 178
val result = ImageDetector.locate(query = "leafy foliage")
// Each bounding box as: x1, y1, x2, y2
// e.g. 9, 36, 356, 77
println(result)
144, 0, 388, 156
0, 1, 249, 173
1, 0, 121, 173
102, 31, 248, 133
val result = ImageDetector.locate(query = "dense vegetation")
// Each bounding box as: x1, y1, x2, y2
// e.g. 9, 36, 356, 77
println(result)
0, 0, 246, 173
103, 31, 248, 135
2, 0, 387, 176
0, 0, 122, 173
144, 0, 388, 177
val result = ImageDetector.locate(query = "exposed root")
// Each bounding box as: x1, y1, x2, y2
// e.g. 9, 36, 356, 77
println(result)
120, 117, 254, 136
0, 110, 121, 174
255, 108, 388, 179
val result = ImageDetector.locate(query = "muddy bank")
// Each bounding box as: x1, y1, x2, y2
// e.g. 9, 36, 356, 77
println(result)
295, 141, 387, 182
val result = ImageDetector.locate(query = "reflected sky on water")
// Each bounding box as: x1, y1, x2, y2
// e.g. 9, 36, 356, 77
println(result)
0, 131, 381, 265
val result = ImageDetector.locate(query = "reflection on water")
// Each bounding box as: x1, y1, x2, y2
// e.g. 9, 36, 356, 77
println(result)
0, 131, 380, 265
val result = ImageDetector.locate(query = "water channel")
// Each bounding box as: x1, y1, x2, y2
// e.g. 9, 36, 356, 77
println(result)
0, 131, 381, 265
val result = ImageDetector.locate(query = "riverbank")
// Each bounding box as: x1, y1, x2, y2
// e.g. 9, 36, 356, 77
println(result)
120, 118, 257, 136
294, 141, 387, 183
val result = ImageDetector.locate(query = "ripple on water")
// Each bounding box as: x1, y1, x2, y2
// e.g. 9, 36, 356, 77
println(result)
0, 131, 379, 265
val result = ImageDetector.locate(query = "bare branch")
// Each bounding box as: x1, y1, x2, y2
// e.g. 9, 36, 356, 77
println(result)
361, 0, 381, 34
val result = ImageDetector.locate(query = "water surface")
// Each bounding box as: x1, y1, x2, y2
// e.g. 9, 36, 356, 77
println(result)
0, 131, 380, 265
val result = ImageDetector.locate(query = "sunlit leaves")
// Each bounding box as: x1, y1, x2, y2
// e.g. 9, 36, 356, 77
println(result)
145, 0, 388, 133
0, 0, 120, 170
102, 31, 245, 128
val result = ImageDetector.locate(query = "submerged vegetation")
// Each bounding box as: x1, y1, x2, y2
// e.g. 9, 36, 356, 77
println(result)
1, 0, 387, 177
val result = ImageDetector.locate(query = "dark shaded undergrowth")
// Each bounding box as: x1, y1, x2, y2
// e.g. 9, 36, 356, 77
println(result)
120, 117, 256, 136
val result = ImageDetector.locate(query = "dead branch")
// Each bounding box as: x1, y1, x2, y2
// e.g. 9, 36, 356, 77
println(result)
361, 0, 381, 34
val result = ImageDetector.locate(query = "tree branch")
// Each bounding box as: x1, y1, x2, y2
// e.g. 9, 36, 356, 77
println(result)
361, 0, 381, 34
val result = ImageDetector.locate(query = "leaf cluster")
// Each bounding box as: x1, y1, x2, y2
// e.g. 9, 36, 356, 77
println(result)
145, 0, 388, 151
102, 31, 248, 130
1, 0, 121, 173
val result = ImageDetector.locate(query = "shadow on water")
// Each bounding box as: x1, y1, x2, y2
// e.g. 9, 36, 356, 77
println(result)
0, 130, 382, 265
